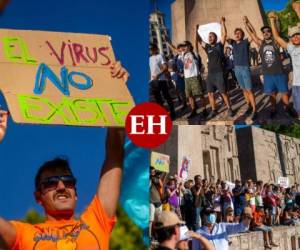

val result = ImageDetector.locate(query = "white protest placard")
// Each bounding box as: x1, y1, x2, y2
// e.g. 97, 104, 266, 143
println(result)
278, 177, 289, 188
197, 23, 221, 44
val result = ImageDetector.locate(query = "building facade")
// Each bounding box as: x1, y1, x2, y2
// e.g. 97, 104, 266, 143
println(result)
236, 127, 300, 185
155, 125, 240, 182
149, 10, 171, 57
154, 126, 300, 185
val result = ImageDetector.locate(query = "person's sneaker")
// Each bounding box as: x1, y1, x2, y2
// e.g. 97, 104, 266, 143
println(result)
245, 106, 253, 115
270, 242, 278, 247
264, 244, 272, 250
250, 111, 258, 121
285, 106, 298, 118
206, 110, 217, 120
187, 109, 197, 119
227, 108, 234, 117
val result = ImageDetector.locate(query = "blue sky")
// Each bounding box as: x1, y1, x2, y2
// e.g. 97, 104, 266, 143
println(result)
0, 0, 148, 220
153, 0, 290, 30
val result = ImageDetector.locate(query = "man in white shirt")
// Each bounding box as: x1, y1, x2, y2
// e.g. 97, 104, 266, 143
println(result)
149, 43, 176, 120
181, 41, 207, 119
268, 3, 300, 118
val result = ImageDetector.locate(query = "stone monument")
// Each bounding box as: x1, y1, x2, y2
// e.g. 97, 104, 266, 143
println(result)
171, 0, 266, 69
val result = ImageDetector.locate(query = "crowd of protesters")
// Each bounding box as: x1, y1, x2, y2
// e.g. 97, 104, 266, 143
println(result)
150, 166, 300, 249
149, 3, 300, 122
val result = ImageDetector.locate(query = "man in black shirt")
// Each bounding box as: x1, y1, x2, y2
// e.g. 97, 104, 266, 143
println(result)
196, 17, 233, 120
243, 16, 297, 119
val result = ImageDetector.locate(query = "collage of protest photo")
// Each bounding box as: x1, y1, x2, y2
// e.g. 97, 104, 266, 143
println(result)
1, 0, 300, 250
149, 0, 300, 250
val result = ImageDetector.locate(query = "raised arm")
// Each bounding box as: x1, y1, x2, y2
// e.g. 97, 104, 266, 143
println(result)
195, 25, 206, 53
165, 35, 178, 55
268, 12, 288, 49
97, 128, 125, 218
243, 16, 262, 47
292, 1, 300, 21
221, 17, 227, 45
0, 218, 16, 249
97, 62, 128, 218
0, 109, 8, 143
0, 111, 17, 249
188, 231, 215, 250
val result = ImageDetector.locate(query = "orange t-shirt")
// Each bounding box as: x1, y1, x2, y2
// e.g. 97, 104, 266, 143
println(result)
253, 211, 265, 226
10, 196, 116, 250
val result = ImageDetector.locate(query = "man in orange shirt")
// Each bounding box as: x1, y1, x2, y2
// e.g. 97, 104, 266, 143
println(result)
0, 62, 128, 250
252, 206, 278, 249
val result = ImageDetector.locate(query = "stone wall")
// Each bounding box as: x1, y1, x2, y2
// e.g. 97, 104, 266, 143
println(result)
229, 226, 300, 250
154, 126, 300, 185
236, 127, 300, 184
154, 126, 240, 182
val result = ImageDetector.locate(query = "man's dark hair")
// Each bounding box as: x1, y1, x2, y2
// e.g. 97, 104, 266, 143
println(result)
209, 32, 218, 41
35, 157, 74, 191
150, 43, 158, 51
261, 25, 271, 33
234, 28, 245, 39
183, 40, 194, 51
154, 226, 176, 243
194, 175, 201, 182
177, 43, 185, 49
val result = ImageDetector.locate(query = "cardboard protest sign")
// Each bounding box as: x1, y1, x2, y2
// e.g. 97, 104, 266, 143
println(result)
151, 151, 170, 173
198, 23, 221, 44
179, 156, 191, 181
0, 29, 135, 127
278, 177, 289, 188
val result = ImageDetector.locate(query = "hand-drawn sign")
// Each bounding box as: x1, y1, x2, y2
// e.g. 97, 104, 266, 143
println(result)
278, 177, 289, 188
0, 29, 135, 127
179, 156, 191, 181
150, 151, 170, 173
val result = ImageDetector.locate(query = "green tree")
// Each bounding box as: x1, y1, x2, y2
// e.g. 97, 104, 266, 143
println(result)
110, 206, 147, 250
261, 124, 300, 138
23, 209, 44, 224
266, 0, 299, 38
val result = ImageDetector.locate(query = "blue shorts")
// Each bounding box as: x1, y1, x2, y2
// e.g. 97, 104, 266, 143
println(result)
234, 66, 252, 90
293, 86, 300, 112
264, 74, 288, 94
254, 225, 272, 232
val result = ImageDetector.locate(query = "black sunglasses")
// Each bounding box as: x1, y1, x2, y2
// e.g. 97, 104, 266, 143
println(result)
39, 175, 77, 191
263, 30, 272, 34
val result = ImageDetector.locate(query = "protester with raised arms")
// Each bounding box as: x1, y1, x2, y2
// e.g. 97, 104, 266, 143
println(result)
196, 17, 233, 120
243, 15, 296, 119
226, 26, 258, 121
266, 1, 300, 119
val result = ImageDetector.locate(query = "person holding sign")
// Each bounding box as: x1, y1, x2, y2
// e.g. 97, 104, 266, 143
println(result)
0, 64, 128, 250
196, 17, 233, 120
